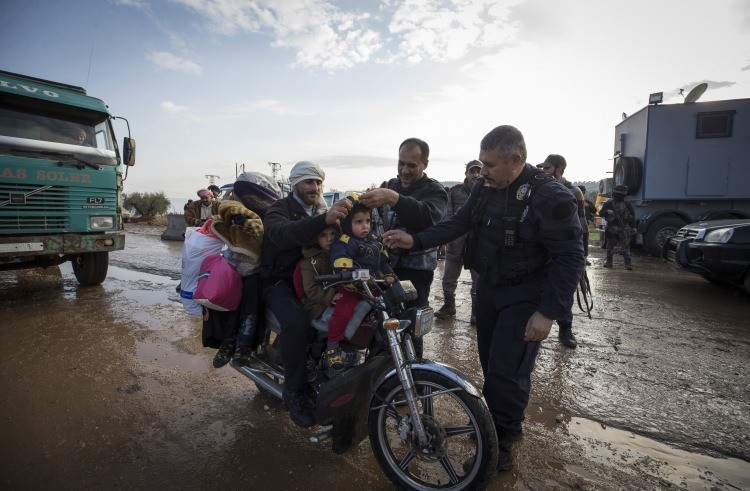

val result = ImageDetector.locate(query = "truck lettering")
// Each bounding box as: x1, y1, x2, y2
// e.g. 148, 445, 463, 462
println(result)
36, 170, 91, 183
0, 80, 59, 98
1, 168, 27, 179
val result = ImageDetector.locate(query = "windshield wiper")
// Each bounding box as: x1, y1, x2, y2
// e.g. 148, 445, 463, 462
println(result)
10, 148, 101, 170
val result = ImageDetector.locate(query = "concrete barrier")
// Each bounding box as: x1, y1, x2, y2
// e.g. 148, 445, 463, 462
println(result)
161, 213, 187, 241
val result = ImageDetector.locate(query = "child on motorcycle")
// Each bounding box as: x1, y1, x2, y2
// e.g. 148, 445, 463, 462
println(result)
328, 196, 396, 375
297, 226, 338, 320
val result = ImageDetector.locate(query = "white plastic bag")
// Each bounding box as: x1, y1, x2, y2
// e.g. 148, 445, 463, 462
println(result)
180, 225, 224, 315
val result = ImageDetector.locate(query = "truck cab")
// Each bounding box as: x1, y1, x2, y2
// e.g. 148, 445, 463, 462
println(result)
0, 70, 135, 285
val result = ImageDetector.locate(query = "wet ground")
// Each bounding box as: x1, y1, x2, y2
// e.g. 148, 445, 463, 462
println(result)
1, 224, 748, 490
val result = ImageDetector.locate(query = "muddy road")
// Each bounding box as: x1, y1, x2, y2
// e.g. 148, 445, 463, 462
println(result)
1, 224, 749, 490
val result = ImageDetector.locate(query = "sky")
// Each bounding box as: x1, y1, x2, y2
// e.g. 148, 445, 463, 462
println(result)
2, 0, 749, 204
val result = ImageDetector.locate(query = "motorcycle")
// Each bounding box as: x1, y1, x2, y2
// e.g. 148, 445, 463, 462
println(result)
232, 269, 499, 490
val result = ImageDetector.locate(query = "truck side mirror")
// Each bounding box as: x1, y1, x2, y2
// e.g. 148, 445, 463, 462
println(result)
122, 137, 136, 166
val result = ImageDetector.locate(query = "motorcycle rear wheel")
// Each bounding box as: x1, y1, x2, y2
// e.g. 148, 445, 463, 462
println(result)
368, 370, 497, 490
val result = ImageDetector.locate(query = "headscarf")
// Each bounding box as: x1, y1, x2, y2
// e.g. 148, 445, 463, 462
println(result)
289, 160, 325, 187
232, 172, 282, 219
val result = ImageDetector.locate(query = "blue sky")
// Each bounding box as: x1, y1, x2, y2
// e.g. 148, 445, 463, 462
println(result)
2, 0, 749, 202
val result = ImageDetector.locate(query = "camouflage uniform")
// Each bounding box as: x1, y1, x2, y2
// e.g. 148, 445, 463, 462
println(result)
600, 198, 636, 268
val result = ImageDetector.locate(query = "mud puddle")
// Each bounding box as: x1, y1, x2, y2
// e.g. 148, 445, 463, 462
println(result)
2, 233, 749, 490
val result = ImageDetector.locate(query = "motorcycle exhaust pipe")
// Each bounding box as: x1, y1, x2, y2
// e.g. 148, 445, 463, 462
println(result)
310, 427, 332, 444
232, 362, 284, 399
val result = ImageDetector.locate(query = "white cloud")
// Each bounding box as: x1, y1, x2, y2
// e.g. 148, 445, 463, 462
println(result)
172, 0, 382, 70
146, 51, 203, 75
163, 0, 526, 71
230, 98, 313, 117
385, 0, 523, 64
161, 101, 189, 113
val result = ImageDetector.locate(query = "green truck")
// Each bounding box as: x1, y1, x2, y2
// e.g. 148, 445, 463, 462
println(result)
0, 70, 135, 285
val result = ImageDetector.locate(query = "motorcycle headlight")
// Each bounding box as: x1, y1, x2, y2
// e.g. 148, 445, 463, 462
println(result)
704, 228, 734, 243
90, 216, 114, 229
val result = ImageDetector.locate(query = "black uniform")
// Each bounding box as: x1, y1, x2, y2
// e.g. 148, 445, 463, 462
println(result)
412, 164, 584, 438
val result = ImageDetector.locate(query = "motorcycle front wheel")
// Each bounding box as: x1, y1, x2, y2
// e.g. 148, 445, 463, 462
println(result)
368, 370, 498, 490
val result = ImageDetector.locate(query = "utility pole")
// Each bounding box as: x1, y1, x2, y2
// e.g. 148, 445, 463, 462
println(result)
235, 163, 245, 178
205, 174, 220, 186
268, 162, 282, 182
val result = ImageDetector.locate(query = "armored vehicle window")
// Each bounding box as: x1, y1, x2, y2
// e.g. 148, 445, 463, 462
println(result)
696, 110, 735, 139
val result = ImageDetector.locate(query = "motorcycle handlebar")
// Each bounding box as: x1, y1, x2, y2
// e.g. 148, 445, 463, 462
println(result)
314, 269, 371, 284
313, 272, 350, 283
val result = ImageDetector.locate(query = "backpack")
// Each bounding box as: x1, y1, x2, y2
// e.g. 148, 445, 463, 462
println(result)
193, 254, 242, 311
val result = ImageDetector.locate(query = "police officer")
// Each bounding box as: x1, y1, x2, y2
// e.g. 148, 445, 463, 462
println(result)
383, 125, 584, 471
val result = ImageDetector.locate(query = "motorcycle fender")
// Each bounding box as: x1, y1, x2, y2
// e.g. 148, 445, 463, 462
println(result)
315, 355, 393, 454
375, 360, 484, 399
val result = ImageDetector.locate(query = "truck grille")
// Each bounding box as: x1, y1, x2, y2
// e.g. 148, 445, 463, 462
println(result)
0, 183, 116, 233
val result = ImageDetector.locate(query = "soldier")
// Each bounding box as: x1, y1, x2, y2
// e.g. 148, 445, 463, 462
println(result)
537, 154, 585, 349
600, 184, 637, 270
435, 160, 482, 323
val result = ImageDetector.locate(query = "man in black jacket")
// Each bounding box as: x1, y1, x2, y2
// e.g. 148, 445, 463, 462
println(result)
383, 126, 584, 471
359, 138, 447, 356
260, 161, 351, 428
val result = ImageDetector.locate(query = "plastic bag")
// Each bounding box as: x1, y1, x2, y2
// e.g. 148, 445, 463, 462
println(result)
193, 254, 242, 311
180, 221, 225, 315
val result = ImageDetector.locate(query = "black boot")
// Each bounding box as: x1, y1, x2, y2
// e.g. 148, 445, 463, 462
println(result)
233, 315, 257, 366
213, 340, 236, 368
435, 293, 456, 319
282, 388, 316, 428
559, 325, 577, 349
496, 432, 515, 471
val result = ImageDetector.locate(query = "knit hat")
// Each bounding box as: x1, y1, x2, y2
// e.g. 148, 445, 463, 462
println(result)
197, 188, 211, 198
233, 172, 282, 219
289, 160, 325, 187
466, 160, 482, 171
210, 202, 264, 262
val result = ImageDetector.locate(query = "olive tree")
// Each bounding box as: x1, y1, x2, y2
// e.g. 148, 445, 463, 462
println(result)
123, 191, 170, 220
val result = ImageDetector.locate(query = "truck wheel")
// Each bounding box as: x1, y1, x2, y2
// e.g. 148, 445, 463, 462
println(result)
645, 217, 686, 257
614, 157, 642, 194
72, 252, 109, 286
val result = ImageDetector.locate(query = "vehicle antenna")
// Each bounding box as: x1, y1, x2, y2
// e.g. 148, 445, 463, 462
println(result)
86, 44, 95, 90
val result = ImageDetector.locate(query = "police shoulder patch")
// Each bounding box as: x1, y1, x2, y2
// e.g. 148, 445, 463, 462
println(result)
517, 183, 532, 201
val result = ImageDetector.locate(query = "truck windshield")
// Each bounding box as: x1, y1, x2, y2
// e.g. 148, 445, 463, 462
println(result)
0, 106, 117, 165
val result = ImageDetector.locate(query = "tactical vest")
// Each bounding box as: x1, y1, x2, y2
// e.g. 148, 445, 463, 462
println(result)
468, 170, 554, 286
